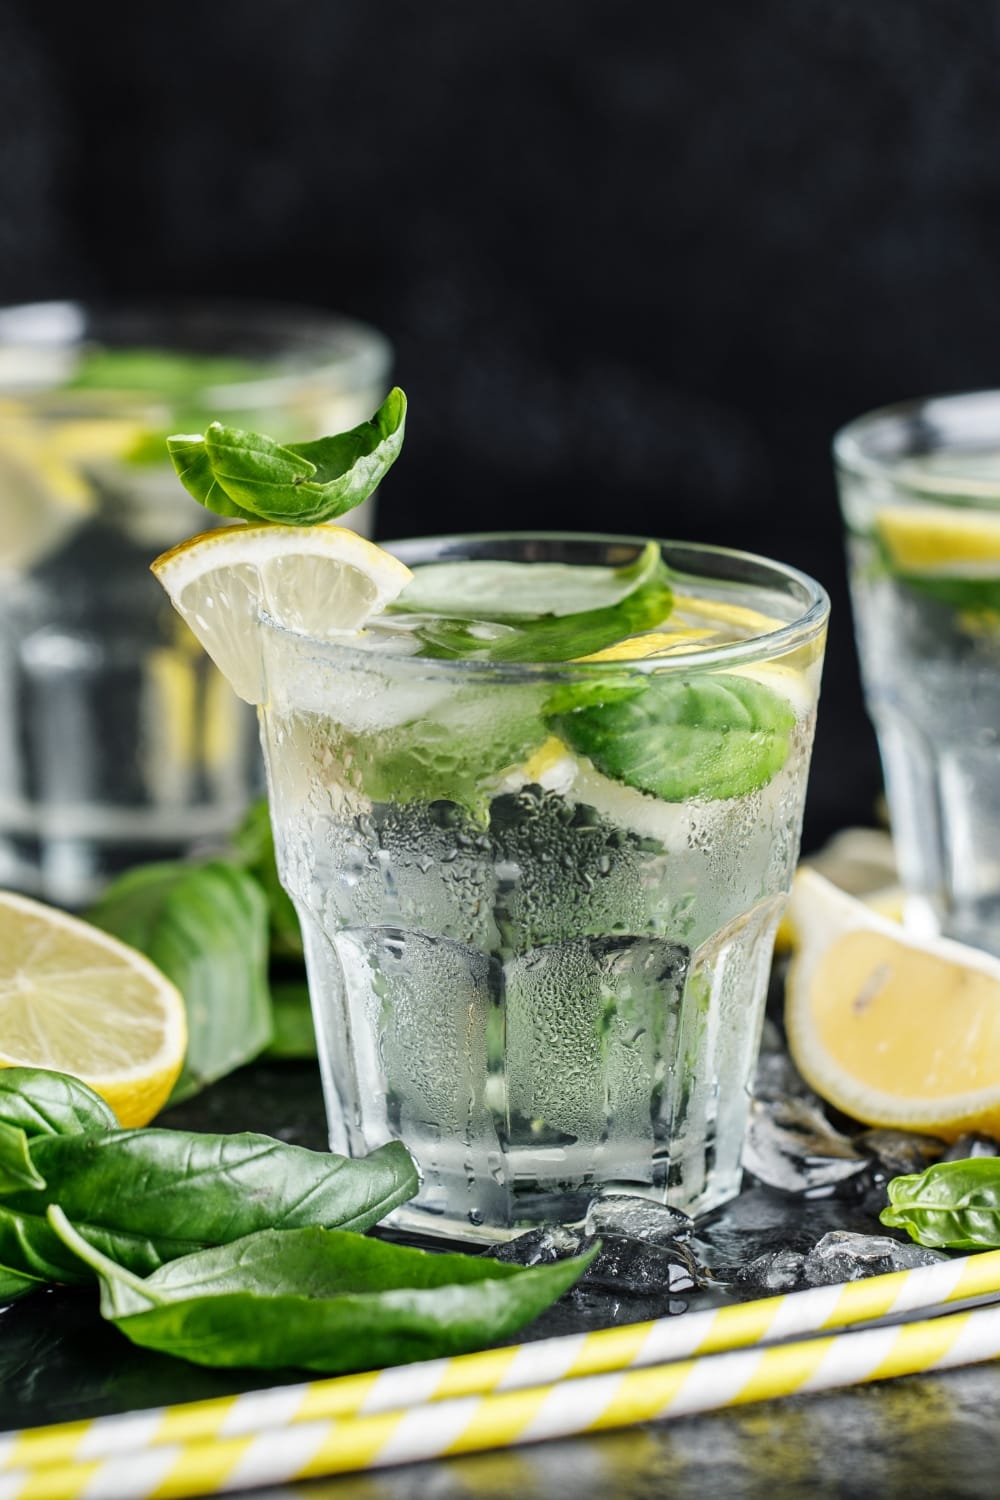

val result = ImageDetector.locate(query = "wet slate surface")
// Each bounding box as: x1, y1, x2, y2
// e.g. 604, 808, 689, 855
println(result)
3, 1060, 1000, 1499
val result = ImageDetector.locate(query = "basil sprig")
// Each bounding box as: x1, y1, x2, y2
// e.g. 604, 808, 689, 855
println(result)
882, 1158, 1000, 1249
167, 387, 405, 523
0, 1068, 417, 1299
50, 1211, 596, 1373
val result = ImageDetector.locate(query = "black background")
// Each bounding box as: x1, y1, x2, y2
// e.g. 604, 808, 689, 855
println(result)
5, 0, 1000, 849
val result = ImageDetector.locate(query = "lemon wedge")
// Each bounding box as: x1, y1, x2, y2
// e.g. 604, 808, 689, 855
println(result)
577, 628, 714, 662
671, 593, 787, 637
0, 891, 187, 1127
876, 504, 1000, 572
152, 525, 413, 704
785, 868, 1000, 1139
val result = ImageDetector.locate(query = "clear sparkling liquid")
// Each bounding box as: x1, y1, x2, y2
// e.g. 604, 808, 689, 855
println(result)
262, 645, 817, 1238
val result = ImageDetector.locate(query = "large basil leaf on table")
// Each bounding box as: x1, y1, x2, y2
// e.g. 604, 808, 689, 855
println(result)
0, 1072, 417, 1296
88, 860, 273, 1102
50, 1211, 597, 1372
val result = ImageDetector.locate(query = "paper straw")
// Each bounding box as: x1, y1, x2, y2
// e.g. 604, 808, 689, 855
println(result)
3, 1246, 1000, 1478
3, 1296, 1000, 1500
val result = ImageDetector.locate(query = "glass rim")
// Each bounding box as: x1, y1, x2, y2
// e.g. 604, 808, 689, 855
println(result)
833, 389, 1000, 502
0, 297, 393, 412
260, 531, 830, 678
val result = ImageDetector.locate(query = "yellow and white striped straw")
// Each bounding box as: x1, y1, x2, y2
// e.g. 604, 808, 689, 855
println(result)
4, 1293, 1000, 1500
3, 1246, 1000, 1487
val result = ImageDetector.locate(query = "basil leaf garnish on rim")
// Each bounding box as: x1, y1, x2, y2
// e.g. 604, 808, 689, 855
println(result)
167, 387, 406, 524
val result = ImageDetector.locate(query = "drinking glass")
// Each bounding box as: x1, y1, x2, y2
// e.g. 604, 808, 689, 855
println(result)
0, 300, 391, 906
835, 393, 1000, 955
251, 535, 828, 1239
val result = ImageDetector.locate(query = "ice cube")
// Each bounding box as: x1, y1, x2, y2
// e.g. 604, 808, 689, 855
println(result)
943, 1132, 1000, 1161
735, 1248, 806, 1294
580, 1232, 704, 1296
802, 1231, 948, 1285
742, 1097, 873, 1194
856, 1128, 947, 1179
489, 1225, 585, 1266
584, 1193, 693, 1244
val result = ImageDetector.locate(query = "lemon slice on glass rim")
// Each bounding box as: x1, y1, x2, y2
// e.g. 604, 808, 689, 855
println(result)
785, 868, 1000, 1139
0, 891, 187, 1127
152, 524, 414, 704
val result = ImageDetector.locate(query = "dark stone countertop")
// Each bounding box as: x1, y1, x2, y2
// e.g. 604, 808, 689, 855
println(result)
2, 1060, 998, 1500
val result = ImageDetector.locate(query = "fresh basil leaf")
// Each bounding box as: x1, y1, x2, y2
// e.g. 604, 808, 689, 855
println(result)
167, 388, 406, 524
230, 799, 303, 960
893, 572, 1000, 613
409, 571, 675, 664
548, 671, 797, 802
163, 434, 249, 517
341, 685, 548, 815
881, 1158, 1000, 1249
49, 1211, 597, 1372
0, 1126, 418, 1289
0, 1122, 45, 1194
0, 1068, 118, 1139
394, 541, 662, 620
65, 348, 273, 398
88, 861, 273, 1105
265, 979, 317, 1060
0, 1263, 45, 1304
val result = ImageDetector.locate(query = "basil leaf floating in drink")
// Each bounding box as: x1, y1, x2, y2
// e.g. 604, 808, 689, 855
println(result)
881, 1158, 1000, 1250
48, 1209, 597, 1372
547, 671, 797, 802
88, 860, 273, 1104
167, 387, 406, 523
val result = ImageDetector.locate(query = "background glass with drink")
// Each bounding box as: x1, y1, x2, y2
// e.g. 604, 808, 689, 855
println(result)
0, 300, 391, 908
836, 393, 1000, 957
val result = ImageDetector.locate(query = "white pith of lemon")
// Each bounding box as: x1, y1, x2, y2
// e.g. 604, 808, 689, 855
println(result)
876, 503, 1000, 574
785, 868, 1000, 1139
151, 525, 413, 704
0, 891, 187, 1127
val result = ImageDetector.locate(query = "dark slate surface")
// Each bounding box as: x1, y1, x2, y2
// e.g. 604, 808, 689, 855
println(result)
3, 1059, 1000, 1499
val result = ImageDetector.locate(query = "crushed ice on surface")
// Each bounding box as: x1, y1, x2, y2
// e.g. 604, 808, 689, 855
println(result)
583, 1193, 694, 1244
742, 1096, 873, 1194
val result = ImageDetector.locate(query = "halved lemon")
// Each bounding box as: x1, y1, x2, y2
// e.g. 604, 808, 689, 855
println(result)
0, 892, 187, 1127
774, 827, 902, 953
785, 868, 1000, 1139
876, 504, 1000, 572
152, 525, 413, 703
